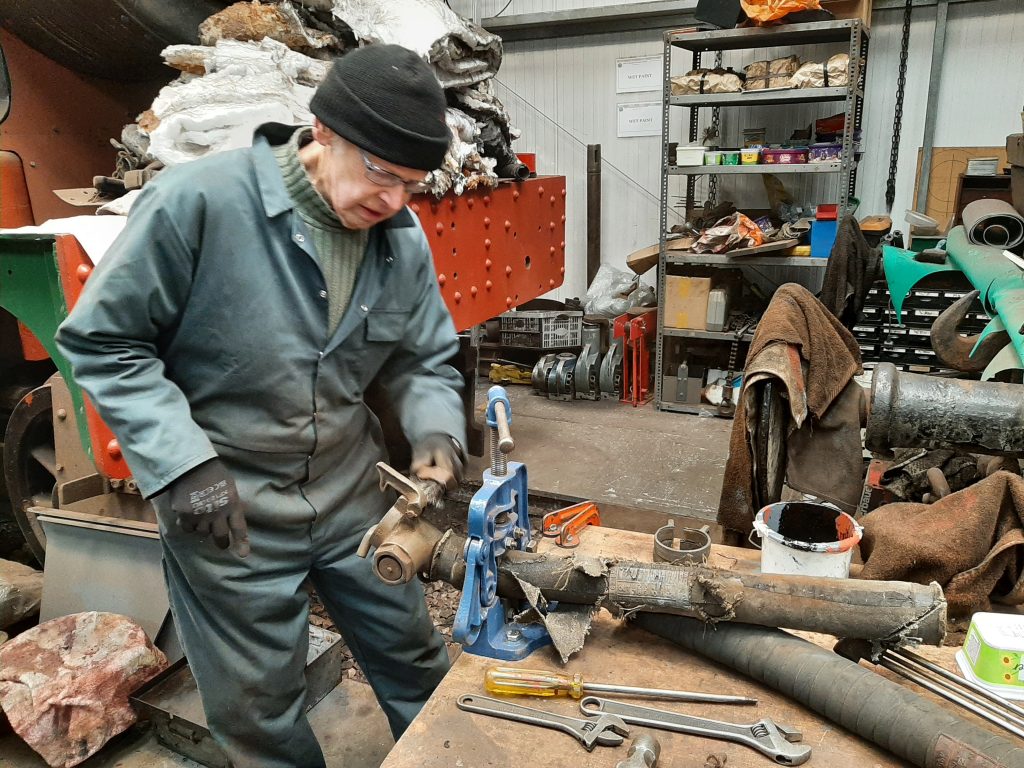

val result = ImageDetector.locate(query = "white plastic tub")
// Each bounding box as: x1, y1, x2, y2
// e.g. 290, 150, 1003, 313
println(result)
675, 145, 706, 166
752, 501, 862, 579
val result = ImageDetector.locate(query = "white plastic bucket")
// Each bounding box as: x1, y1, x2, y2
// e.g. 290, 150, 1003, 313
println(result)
752, 501, 863, 578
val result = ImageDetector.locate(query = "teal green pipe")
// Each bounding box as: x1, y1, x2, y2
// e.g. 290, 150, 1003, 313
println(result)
883, 226, 1024, 377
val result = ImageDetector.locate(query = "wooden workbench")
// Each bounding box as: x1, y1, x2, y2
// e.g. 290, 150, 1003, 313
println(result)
383, 528, 974, 768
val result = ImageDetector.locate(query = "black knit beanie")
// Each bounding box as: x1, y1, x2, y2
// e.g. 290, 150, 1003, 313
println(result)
310, 44, 450, 172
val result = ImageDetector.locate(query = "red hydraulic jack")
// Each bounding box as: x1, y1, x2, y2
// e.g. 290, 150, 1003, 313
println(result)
612, 308, 658, 407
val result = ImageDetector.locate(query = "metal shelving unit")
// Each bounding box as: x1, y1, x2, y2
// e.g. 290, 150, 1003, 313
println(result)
663, 327, 755, 341
654, 19, 869, 414
671, 86, 854, 107
670, 162, 842, 175
666, 252, 829, 268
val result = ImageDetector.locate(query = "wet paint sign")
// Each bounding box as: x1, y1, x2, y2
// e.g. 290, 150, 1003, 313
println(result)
616, 55, 662, 93
617, 101, 661, 138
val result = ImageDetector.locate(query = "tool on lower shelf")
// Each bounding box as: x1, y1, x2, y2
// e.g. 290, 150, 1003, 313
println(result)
485, 666, 756, 705
542, 501, 601, 548
617, 734, 661, 768
456, 694, 628, 751
580, 697, 811, 766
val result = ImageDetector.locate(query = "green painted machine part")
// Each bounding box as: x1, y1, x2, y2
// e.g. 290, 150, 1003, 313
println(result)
0, 234, 93, 460
882, 226, 1024, 379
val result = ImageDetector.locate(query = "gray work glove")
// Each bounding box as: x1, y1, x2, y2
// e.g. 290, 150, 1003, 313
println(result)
166, 458, 250, 557
411, 433, 465, 492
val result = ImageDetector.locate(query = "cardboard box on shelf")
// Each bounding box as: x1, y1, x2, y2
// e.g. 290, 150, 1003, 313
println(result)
1007, 134, 1024, 167
626, 237, 695, 276
820, 0, 871, 27
664, 276, 711, 330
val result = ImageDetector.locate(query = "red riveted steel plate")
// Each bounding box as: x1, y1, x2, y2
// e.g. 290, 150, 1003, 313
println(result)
53, 235, 130, 480
411, 176, 567, 331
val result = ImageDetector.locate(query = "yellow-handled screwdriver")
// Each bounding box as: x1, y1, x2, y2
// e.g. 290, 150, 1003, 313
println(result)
484, 666, 757, 705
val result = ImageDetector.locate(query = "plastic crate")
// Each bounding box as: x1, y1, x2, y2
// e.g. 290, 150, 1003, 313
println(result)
499, 310, 583, 349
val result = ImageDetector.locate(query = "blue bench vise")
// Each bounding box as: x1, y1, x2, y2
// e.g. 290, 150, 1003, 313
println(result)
452, 386, 553, 660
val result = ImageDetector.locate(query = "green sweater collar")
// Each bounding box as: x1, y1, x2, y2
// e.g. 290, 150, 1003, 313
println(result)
272, 126, 343, 231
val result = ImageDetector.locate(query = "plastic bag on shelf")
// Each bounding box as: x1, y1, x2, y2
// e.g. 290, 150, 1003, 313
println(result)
740, 0, 822, 22
691, 213, 766, 254
584, 265, 656, 318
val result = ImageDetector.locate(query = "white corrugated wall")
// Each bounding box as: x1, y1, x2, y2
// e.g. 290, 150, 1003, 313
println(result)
453, 0, 1024, 300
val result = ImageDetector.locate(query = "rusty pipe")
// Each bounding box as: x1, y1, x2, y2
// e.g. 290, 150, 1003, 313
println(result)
866, 363, 1024, 457
427, 533, 946, 644
929, 290, 1010, 372
361, 509, 946, 643
645, 618, 1024, 768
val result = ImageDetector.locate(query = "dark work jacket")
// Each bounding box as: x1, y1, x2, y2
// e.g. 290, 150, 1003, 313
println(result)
56, 124, 465, 531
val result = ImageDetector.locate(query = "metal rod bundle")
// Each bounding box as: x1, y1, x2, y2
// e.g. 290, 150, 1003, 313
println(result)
882, 647, 1024, 740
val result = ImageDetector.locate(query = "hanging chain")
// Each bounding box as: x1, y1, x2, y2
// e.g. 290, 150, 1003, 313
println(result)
707, 52, 724, 208
885, 0, 913, 212
708, 106, 720, 208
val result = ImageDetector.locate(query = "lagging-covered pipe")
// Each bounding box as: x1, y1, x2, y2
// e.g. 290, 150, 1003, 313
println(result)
479, 119, 531, 180
635, 614, 1024, 768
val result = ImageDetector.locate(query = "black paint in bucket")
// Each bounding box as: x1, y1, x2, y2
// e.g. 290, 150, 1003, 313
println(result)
773, 502, 844, 544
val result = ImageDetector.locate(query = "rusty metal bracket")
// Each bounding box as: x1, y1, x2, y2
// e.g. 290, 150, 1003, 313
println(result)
542, 501, 601, 548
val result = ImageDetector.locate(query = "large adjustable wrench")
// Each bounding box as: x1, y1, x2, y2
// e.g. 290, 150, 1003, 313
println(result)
581, 697, 811, 765
457, 694, 628, 751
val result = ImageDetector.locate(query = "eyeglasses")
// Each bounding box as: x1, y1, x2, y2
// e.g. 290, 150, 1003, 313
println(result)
359, 150, 432, 195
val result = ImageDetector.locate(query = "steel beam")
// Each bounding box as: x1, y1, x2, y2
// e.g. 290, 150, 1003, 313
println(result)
484, 1, 698, 42
485, 0, 987, 43
914, 0, 950, 213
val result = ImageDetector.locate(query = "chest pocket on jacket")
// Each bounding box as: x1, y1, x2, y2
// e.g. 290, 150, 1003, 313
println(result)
365, 309, 409, 342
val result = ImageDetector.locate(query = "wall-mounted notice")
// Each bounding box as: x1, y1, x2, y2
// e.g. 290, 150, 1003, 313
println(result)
617, 101, 661, 138
616, 55, 662, 93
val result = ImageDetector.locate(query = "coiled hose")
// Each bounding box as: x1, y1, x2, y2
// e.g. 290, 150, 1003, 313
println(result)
635, 614, 1024, 768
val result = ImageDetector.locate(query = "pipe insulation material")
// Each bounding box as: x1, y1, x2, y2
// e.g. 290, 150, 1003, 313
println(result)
428, 535, 948, 644
635, 615, 1024, 768
963, 199, 1024, 249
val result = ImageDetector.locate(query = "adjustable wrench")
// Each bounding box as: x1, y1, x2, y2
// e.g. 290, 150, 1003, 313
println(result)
457, 694, 628, 751
580, 697, 811, 765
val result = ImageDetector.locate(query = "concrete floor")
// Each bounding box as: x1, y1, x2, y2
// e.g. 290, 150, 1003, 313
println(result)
1, 384, 732, 767
468, 386, 733, 522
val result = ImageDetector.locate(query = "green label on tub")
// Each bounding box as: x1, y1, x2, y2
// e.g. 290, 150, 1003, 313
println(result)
967, 627, 1024, 686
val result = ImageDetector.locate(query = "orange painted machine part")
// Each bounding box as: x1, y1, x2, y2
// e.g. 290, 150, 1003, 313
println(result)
0, 150, 50, 361
52, 235, 130, 481
0, 150, 34, 227
0, 30, 166, 225
17, 324, 49, 361
412, 176, 567, 332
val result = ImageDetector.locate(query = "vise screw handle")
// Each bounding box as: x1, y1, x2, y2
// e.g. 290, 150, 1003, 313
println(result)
493, 401, 514, 453
486, 385, 515, 453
